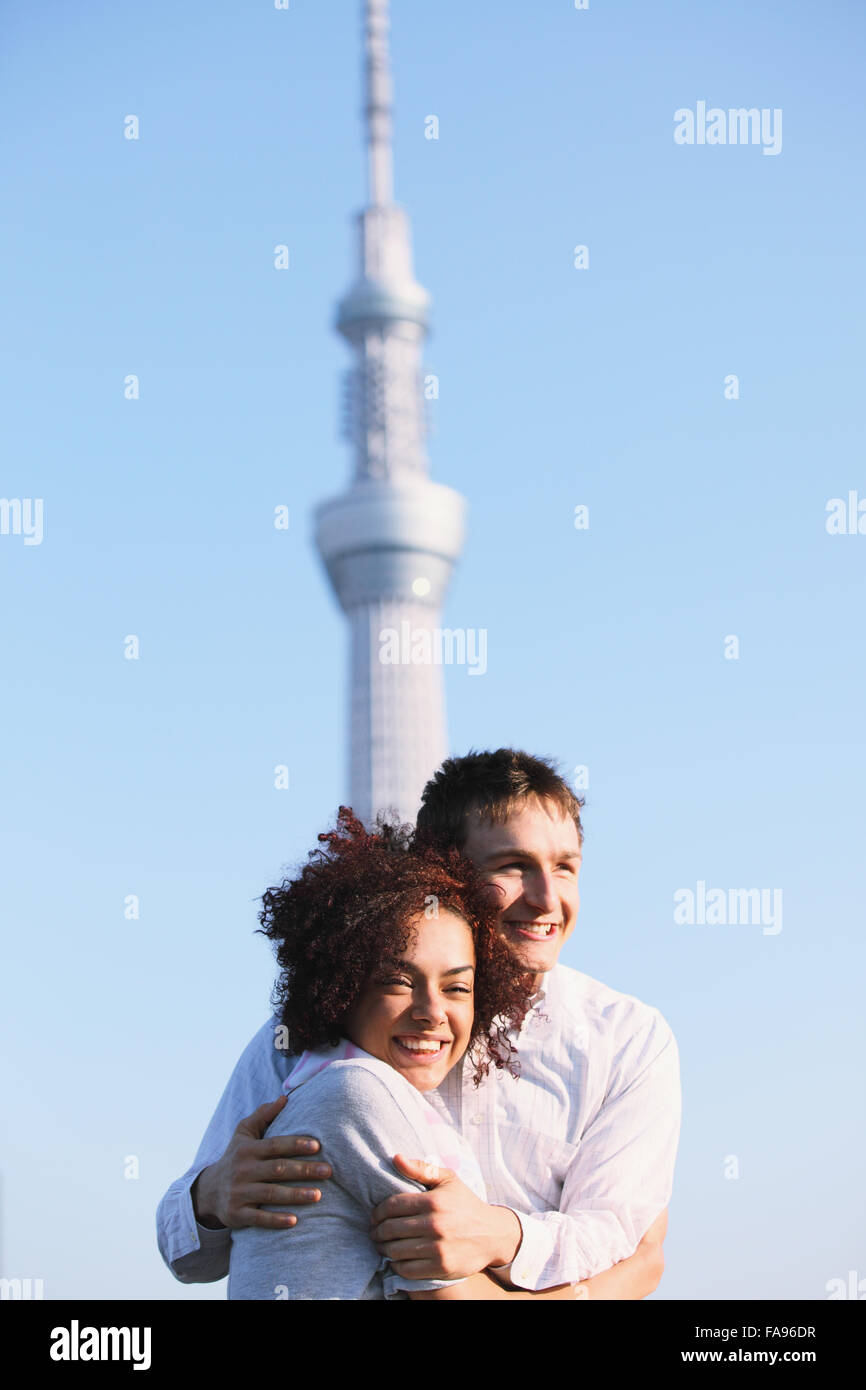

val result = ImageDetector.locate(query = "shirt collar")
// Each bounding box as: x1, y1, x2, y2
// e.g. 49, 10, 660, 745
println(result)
529, 973, 551, 1009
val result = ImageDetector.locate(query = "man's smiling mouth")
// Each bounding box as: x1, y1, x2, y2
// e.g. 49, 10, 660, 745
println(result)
506, 921, 559, 940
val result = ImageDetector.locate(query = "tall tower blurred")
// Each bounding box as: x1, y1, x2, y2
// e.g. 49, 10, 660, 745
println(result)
315, 0, 466, 827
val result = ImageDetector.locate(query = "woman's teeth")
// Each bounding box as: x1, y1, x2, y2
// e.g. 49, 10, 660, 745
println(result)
396, 1037, 444, 1053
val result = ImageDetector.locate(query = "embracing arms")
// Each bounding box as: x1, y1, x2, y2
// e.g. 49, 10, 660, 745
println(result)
227, 1065, 643, 1302
369, 1156, 668, 1300
370, 1017, 681, 1297
230, 1065, 491, 1301
158, 1013, 678, 1295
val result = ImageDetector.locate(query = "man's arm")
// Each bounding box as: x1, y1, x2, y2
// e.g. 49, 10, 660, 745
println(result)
503, 1021, 680, 1290
371, 1159, 668, 1298
156, 1018, 331, 1283
371, 1015, 680, 1293
574, 1208, 667, 1300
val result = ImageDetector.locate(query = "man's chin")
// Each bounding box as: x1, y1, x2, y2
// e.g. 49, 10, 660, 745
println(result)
506, 938, 560, 975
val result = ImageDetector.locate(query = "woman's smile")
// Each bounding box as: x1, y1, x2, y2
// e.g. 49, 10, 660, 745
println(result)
392, 1033, 452, 1063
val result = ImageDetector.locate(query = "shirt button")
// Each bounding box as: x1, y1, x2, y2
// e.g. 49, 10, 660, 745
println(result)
470, 1114, 483, 1126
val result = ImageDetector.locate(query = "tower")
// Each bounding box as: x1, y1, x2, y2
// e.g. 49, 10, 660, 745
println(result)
314, 0, 466, 827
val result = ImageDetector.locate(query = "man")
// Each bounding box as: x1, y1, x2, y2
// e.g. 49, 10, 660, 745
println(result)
157, 749, 680, 1296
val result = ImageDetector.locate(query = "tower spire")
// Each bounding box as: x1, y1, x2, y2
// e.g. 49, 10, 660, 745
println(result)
364, 0, 393, 207
314, 0, 466, 828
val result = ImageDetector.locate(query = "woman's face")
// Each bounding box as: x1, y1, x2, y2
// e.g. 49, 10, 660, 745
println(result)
342, 911, 476, 1093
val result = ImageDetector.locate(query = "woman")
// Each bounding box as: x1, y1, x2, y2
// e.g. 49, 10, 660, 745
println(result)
228, 808, 579, 1300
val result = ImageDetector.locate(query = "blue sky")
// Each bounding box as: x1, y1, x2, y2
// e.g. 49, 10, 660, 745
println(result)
1, 0, 864, 1300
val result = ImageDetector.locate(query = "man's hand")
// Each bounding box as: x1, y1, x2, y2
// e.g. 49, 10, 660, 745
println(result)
370, 1154, 522, 1280
192, 1096, 332, 1231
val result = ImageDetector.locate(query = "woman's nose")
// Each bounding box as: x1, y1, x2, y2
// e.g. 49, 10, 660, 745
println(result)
411, 991, 446, 1025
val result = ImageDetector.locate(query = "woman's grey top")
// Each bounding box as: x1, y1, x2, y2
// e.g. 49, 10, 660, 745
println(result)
228, 1060, 469, 1301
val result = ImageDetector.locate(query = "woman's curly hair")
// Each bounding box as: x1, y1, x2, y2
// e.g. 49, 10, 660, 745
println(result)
257, 806, 532, 1085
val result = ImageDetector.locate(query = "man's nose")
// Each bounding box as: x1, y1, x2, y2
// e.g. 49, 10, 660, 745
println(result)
523, 869, 558, 914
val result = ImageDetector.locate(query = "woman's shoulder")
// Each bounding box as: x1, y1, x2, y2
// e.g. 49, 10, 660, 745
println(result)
306, 1056, 427, 1115
272, 1056, 430, 1135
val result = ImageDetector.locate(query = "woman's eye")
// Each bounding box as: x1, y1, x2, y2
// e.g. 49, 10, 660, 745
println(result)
447, 985, 473, 995
379, 977, 411, 988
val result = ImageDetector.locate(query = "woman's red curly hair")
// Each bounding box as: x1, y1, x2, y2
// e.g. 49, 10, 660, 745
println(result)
257, 807, 531, 1084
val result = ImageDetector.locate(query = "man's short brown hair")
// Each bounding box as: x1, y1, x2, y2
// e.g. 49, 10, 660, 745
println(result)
415, 748, 585, 853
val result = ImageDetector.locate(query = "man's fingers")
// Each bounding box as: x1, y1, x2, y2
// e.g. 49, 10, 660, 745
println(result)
252, 1182, 323, 1208
375, 1238, 435, 1264
239, 1207, 298, 1230
228, 1182, 325, 1228
369, 1191, 432, 1225
237, 1096, 288, 1138
232, 1130, 326, 1161
370, 1214, 430, 1245
257, 1157, 332, 1184
389, 1258, 442, 1280
260, 1133, 324, 1161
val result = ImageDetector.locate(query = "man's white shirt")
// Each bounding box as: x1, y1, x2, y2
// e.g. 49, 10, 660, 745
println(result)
157, 964, 681, 1290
